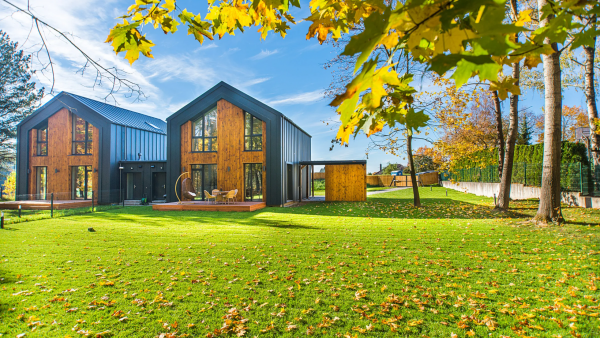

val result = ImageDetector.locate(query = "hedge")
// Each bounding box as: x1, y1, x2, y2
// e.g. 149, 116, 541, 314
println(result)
454, 142, 589, 169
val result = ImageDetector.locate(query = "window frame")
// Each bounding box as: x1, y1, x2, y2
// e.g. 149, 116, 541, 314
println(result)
244, 112, 263, 151
71, 114, 93, 155
191, 108, 218, 153
244, 163, 263, 201
36, 124, 48, 156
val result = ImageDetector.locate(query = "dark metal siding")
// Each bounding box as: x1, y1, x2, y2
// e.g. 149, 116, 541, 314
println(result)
281, 118, 312, 202
110, 125, 167, 162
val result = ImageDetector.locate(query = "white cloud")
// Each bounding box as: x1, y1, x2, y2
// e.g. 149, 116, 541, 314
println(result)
266, 90, 324, 106
241, 77, 271, 87
250, 49, 279, 60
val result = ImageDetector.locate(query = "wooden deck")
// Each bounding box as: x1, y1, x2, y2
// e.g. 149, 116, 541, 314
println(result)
0, 200, 93, 210
152, 201, 266, 212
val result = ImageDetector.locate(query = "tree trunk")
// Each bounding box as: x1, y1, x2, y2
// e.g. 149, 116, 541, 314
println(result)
492, 90, 505, 178
583, 22, 600, 166
535, 0, 564, 223
495, 0, 519, 211
407, 133, 421, 207
496, 64, 520, 210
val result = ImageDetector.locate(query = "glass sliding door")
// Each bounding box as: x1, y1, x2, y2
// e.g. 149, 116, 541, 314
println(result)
72, 166, 93, 200
35, 167, 47, 200
191, 164, 217, 200
244, 163, 263, 201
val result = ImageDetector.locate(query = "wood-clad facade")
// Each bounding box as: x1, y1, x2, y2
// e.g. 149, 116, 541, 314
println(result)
167, 82, 312, 206
16, 92, 167, 204
179, 100, 267, 202
27, 108, 100, 200
324, 164, 367, 201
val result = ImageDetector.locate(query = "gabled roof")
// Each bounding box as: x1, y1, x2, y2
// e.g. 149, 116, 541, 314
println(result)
168, 81, 311, 137
21, 92, 167, 134
67, 93, 166, 134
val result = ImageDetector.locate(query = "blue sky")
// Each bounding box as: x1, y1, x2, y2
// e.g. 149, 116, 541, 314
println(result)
1, 0, 592, 173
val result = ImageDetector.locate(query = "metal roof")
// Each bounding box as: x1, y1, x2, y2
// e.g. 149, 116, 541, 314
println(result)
66, 93, 167, 134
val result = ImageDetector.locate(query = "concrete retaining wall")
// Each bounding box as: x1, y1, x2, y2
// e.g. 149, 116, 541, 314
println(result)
440, 181, 600, 209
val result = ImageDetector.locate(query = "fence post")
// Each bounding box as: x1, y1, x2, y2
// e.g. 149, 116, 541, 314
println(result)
51, 193, 54, 218
580, 162, 583, 193
1, 211, 3, 229
18, 205, 21, 218
92, 191, 95, 212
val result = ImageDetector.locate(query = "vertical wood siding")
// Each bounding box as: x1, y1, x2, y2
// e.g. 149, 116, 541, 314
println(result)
27, 108, 99, 200
179, 99, 266, 202
324, 164, 366, 201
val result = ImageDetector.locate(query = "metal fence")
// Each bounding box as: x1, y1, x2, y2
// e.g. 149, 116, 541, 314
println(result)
443, 162, 600, 196
0, 189, 126, 226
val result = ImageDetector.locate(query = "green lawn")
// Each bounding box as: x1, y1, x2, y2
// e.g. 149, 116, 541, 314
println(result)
1, 187, 599, 337
313, 186, 393, 196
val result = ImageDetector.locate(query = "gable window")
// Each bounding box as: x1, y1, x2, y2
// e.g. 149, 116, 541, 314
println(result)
36, 125, 48, 156
192, 107, 217, 152
244, 112, 262, 151
72, 114, 93, 155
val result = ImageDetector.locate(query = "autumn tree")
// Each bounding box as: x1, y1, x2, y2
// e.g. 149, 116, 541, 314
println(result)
495, 0, 523, 212
562, 105, 589, 142
433, 82, 500, 172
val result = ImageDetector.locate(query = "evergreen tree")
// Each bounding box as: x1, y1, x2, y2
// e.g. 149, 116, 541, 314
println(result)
517, 114, 533, 145
0, 31, 44, 167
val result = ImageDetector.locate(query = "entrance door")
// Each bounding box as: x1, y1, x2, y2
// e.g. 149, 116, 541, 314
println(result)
125, 172, 143, 200
191, 164, 217, 200
72, 166, 92, 200
152, 172, 166, 201
287, 164, 293, 201
35, 167, 47, 200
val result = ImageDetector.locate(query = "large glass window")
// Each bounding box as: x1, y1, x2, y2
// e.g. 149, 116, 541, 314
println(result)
244, 112, 262, 151
72, 114, 93, 155
36, 125, 48, 156
35, 167, 47, 200
244, 163, 263, 201
191, 164, 218, 200
72, 166, 92, 199
192, 108, 217, 152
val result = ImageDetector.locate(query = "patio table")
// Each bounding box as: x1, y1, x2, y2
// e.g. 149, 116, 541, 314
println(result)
213, 190, 230, 203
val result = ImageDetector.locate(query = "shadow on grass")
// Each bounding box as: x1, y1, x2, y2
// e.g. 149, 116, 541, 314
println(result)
69, 207, 322, 230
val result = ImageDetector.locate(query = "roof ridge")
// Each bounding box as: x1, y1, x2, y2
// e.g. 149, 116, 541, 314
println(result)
65, 92, 166, 124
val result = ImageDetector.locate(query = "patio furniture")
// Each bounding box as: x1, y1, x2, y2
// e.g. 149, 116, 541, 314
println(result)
225, 190, 236, 204
213, 190, 230, 204
181, 178, 197, 201
204, 190, 216, 204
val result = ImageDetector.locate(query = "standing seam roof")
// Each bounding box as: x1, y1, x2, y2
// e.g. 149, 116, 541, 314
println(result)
66, 93, 167, 134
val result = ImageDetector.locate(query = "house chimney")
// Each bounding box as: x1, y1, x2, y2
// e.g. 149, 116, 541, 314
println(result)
380, 163, 382, 171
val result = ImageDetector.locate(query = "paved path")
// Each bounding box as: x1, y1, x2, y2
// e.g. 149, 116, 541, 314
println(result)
367, 187, 410, 196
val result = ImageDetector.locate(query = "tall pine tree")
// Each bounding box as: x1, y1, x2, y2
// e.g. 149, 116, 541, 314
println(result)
517, 114, 533, 145
0, 31, 44, 167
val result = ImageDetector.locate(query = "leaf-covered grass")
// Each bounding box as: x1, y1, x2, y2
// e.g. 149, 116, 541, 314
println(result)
0, 187, 598, 337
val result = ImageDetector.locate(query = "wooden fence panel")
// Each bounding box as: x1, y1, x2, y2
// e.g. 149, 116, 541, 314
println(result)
312, 172, 326, 180
418, 172, 439, 186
